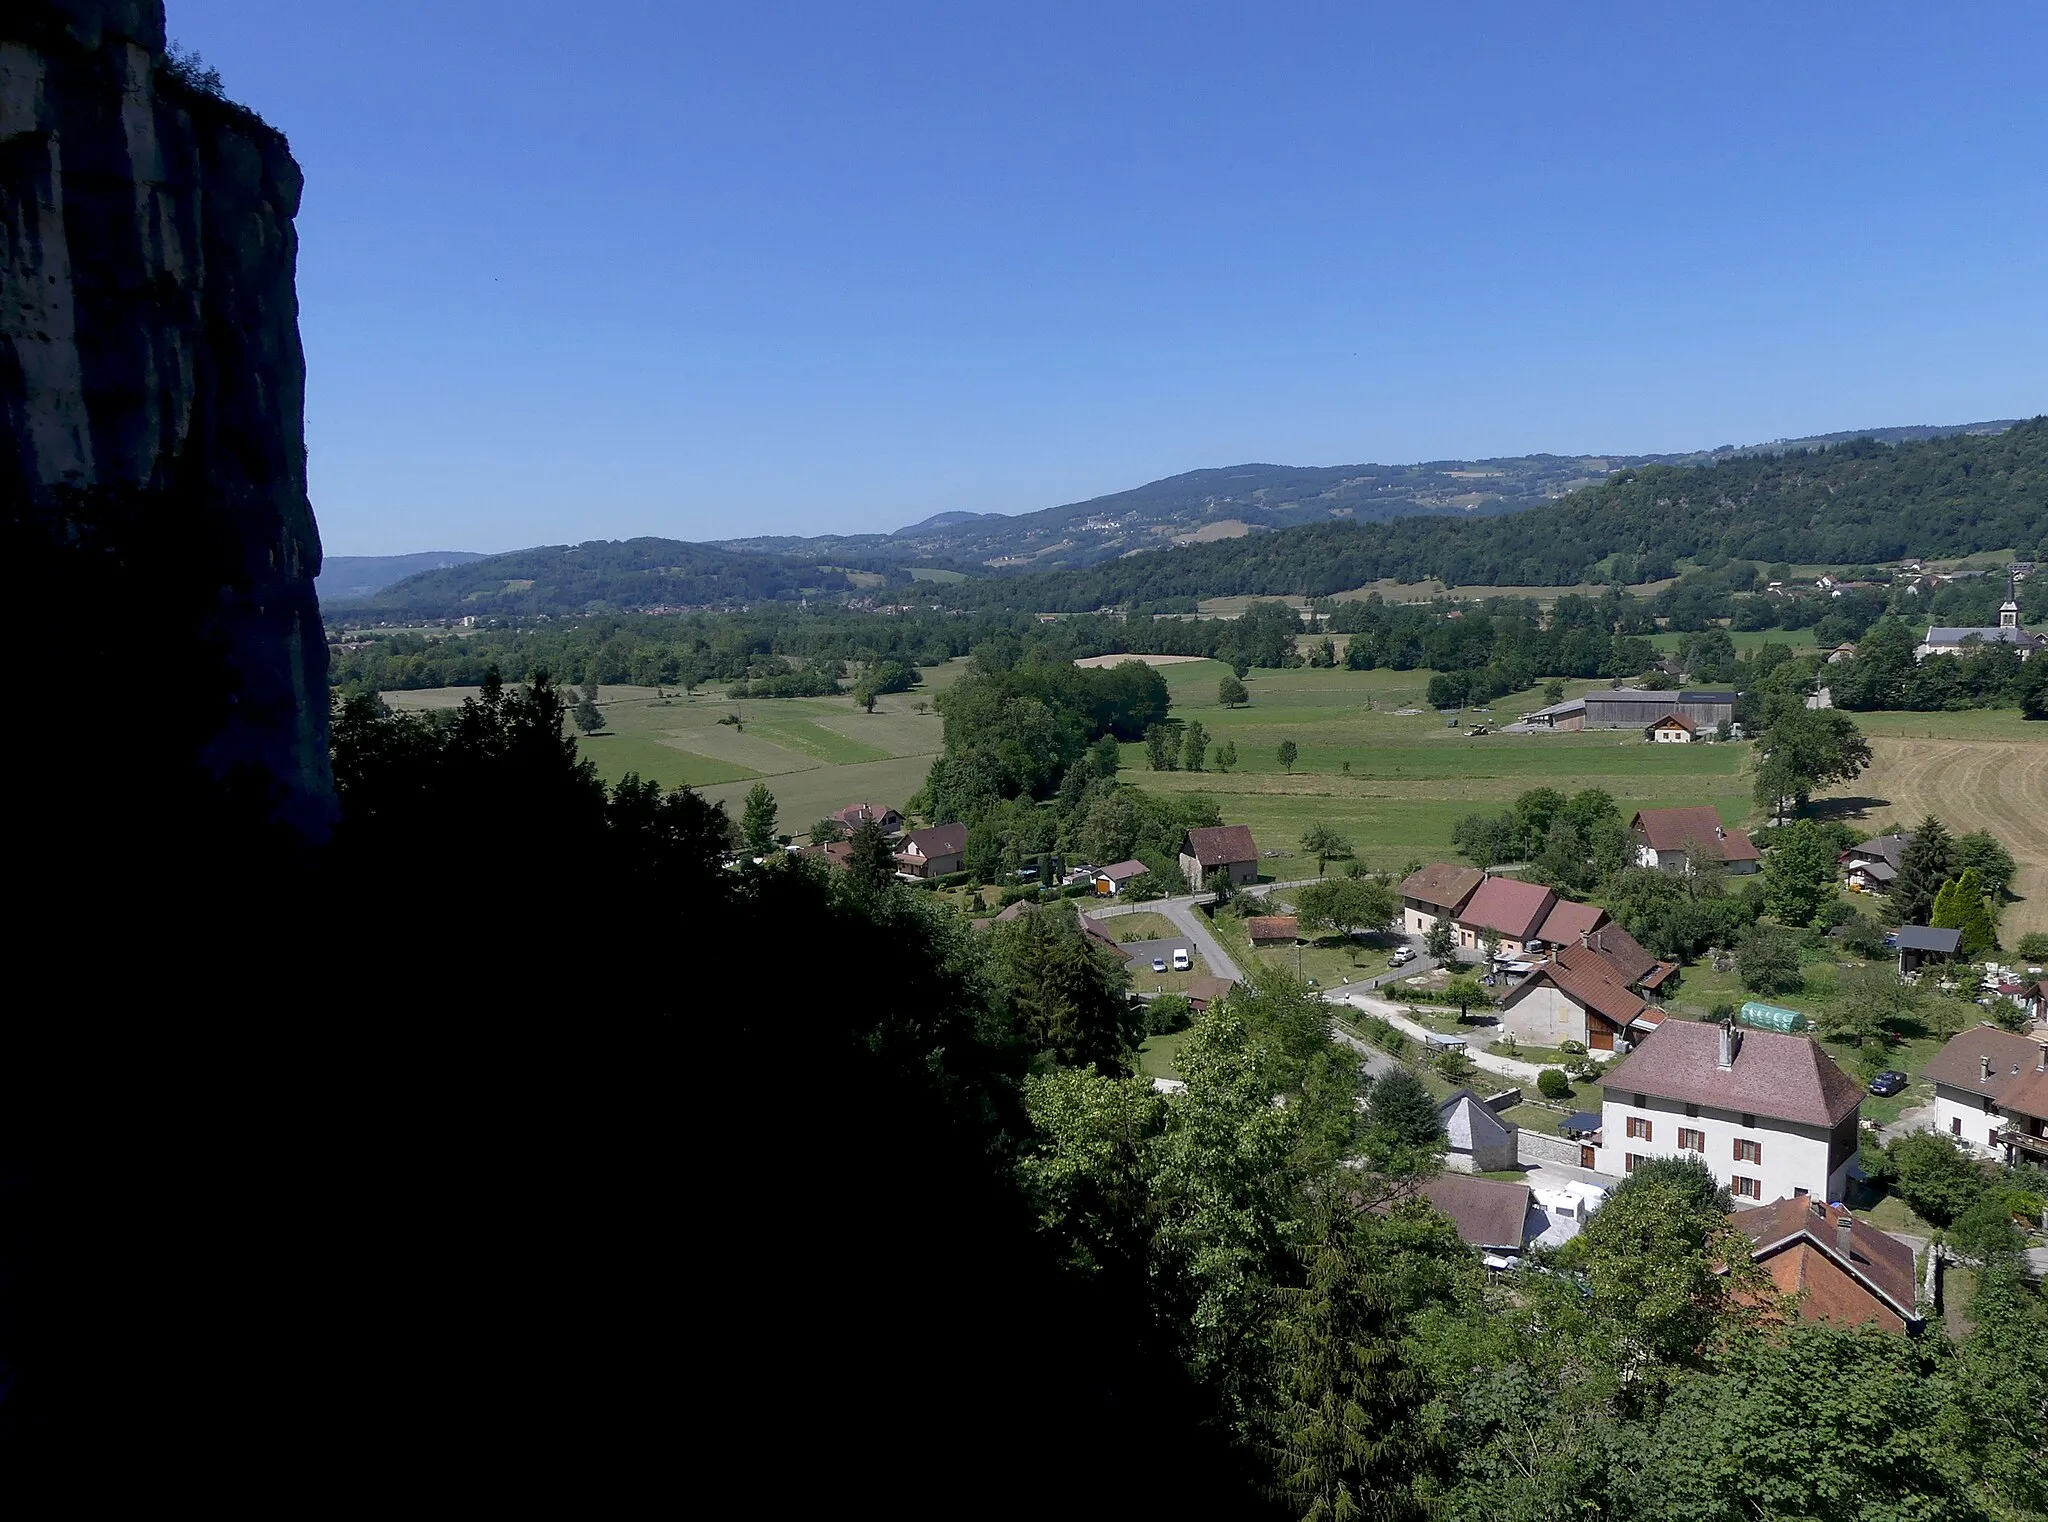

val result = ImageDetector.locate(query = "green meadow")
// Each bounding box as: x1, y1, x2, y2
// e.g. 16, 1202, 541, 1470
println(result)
1118, 660, 1754, 878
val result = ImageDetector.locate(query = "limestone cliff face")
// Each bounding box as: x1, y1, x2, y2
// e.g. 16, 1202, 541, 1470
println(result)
1, 1, 333, 832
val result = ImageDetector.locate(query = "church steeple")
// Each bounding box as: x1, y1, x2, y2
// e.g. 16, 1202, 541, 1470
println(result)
2001, 573, 2020, 630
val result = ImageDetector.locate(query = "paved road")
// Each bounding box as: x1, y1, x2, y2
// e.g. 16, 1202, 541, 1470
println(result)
1326, 991, 1552, 1085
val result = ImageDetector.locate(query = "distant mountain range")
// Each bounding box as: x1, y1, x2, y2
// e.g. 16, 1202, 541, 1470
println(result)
317, 551, 489, 601
321, 418, 2030, 619
708, 420, 2024, 575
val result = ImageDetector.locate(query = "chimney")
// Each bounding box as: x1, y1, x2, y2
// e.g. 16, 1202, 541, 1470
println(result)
1718, 1022, 1738, 1070
1580, 930, 1592, 949
2036, 1042, 2047, 1074
1981, 1055, 1993, 1083
1835, 1213, 1855, 1260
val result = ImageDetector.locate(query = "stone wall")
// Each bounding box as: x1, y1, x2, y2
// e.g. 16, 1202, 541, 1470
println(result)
2, 1, 332, 831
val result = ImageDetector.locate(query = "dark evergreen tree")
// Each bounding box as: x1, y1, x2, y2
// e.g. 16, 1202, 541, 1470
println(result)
1888, 815, 1954, 926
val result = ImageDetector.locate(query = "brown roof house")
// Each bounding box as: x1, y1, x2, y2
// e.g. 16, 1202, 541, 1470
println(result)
1570, 922, 1680, 996
893, 822, 967, 879
1402, 1174, 1543, 1266
833, 802, 904, 838
1092, 859, 1150, 895
1535, 898, 1608, 947
1630, 806, 1759, 875
1739, 1197, 1921, 1333
1452, 875, 1558, 958
1245, 915, 1299, 946
1923, 1024, 2048, 1161
1398, 864, 1484, 939
1646, 711, 1697, 743
1593, 1022, 1863, 1203
1179, 824, 1259, 892
1183, 976, 1238, 1013
1499, 943, 1662, 1054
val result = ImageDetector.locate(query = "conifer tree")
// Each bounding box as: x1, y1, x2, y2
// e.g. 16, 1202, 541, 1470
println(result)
1270, 1192, 1436, 1522
1951, 868, 1997, 958
1888, 815, 1953, 926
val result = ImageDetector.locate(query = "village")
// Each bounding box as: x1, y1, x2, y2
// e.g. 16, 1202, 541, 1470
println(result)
791, 789, 2048, 1328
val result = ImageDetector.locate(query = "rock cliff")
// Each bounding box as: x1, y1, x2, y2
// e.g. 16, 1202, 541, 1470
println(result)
1, 1, 333, 832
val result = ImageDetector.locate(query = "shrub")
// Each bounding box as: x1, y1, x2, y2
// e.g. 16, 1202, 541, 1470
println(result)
1144, 994, 1194, 1037
1883, 1131, 1987, 1227
1537, 1068, 1573, 1102
2015, 931, 2048, 961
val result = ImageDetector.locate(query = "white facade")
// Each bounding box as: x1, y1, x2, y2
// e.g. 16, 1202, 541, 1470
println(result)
1594, 1092, 1854, 1203
1931, 1081, 2005, 1155
1440, 1093, 1518, 1172
1403, 905, 1446, 938
1650, 724, 1693, 744
1499, 982, 1590, 1048
1635, 842, 1757, 875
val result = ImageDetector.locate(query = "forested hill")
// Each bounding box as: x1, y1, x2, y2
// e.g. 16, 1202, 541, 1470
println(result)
930, 417, 2048, 611
324, 538, 891, 619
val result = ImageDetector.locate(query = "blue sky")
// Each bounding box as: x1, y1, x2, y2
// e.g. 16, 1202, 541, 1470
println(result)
172, 1, 2048, 555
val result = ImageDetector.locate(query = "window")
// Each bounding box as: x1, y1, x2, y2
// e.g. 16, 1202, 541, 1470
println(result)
1626, 1116, 1653, 1141
1625, 1152, 1651, 1174
1733, 1138, 1763, 1164
1685, 1103, 1700, 1119
1678, 1128, 1706, 1152
1952, 1117, 1962, 1137
1731, 1175, 1762, 1200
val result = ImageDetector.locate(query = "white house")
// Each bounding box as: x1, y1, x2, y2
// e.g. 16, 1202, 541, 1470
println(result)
1645, 711, 1696, 743
1630, 806, 1760, 875
1498, 940, 1665, 1054
1920, 1025, 2048, 1156
1396, 863, 1484, 939
1592, 1021, 1863, 1203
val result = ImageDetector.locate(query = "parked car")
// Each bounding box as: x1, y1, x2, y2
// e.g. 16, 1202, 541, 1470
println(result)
1172, 947, 1192, 972
1390, 947, 1416, 967
1868, 1070, 1908, 1097
1151, 957, 1167, 974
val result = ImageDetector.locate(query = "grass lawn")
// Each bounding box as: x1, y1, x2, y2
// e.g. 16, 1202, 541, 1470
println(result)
1942, 1263, 1977, 1340
1853, 1193, 1936, 1237
1138, 1029, 1195, 1080
1502, 1103, 1571, 1137
1095, 911, 1187, 943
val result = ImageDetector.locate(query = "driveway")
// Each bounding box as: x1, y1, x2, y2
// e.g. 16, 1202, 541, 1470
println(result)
1878, 1103, 1938, 1144
1325, 991, 1551, 1085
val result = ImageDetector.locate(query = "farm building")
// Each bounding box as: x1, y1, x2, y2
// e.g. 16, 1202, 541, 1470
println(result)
1581, 688, 1736, 730
1737, 1198, 1921, 1334
1179, 824, 1259, 892
1452, 876, 1559, 958
1895, 924, 1962, 975
1245, 915, 1299, 945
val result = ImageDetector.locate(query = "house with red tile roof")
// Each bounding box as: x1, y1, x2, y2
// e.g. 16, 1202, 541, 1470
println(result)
1738, 1197, 1921, 1334
1630, 806, 1759, 874
1535, 898, 1607, 948
1592, 1021, 1863, 1202
1645, 711, 1697, 743
893, 822, 967, 879
1451, 875, 1557, 957
1397, 863, 1485, 939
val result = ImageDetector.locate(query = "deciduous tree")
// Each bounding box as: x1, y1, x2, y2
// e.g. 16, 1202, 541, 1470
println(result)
1219, 675, 1249, 709
1300, 823, 1354, 877
1278, 739, 1299, 774
739, 782, 779, 856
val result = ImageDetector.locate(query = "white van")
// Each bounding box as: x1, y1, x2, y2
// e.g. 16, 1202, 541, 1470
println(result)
1172, 946, 1192, 972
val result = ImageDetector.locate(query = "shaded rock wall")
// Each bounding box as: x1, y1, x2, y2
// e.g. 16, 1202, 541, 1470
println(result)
1, 1, 333, 832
